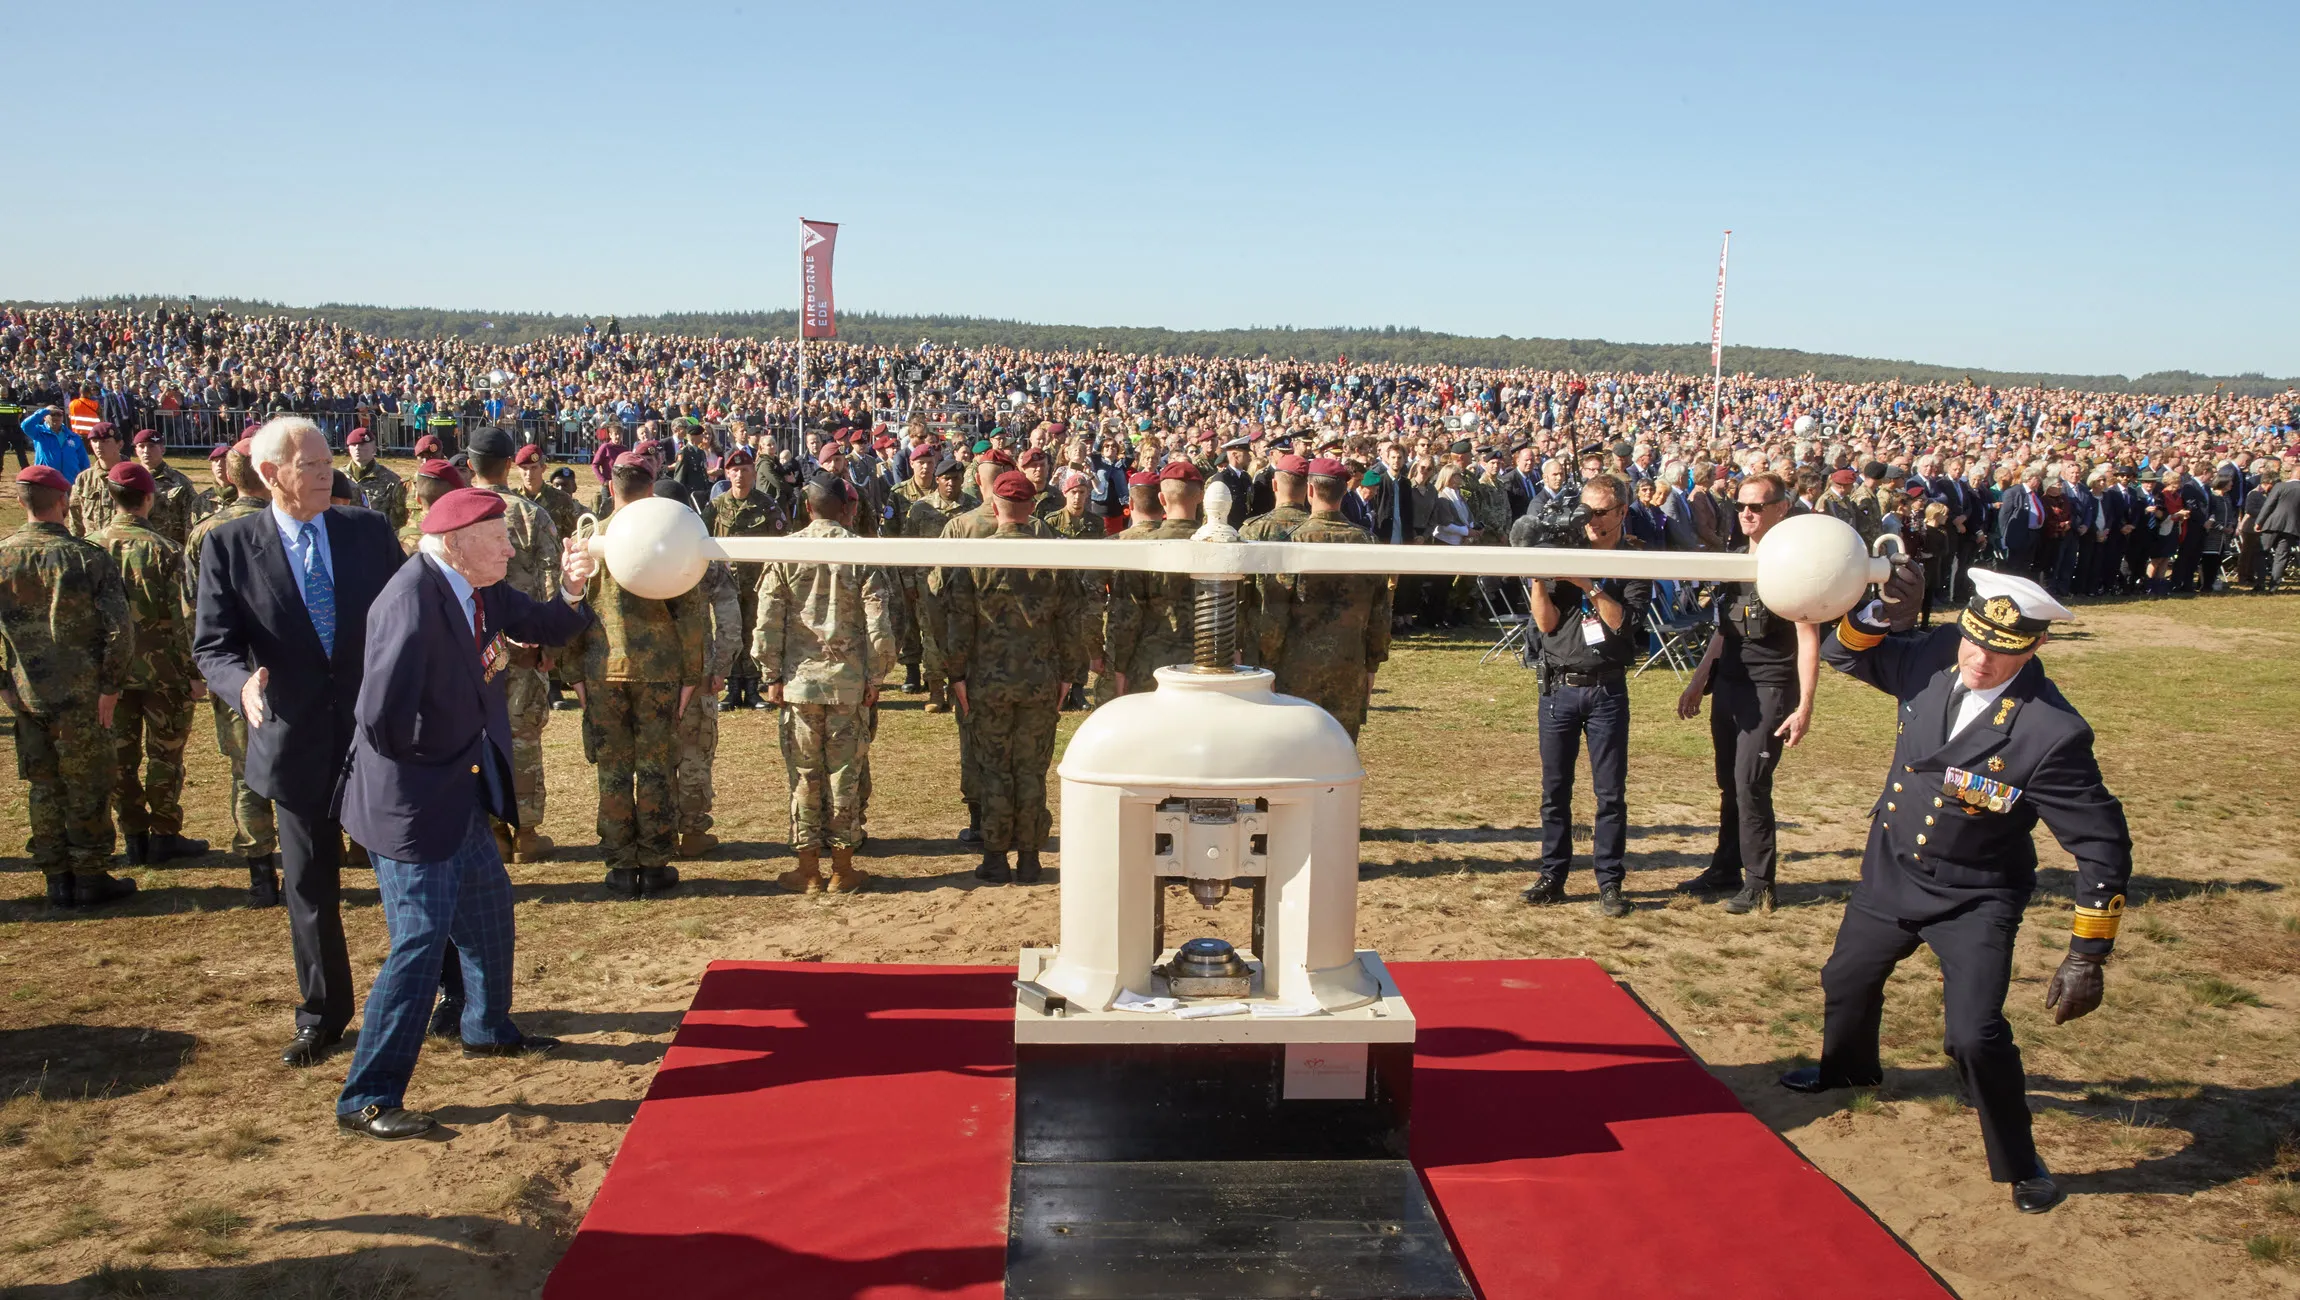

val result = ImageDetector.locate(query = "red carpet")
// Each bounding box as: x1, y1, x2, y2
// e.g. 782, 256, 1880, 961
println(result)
545, 960, 1947, 1300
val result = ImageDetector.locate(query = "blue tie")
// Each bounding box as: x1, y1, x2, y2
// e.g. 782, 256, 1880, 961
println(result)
296, 524, 337, 658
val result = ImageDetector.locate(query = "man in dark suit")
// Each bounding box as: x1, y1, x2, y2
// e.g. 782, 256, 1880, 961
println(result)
333, 488, 596, 1139
194, 418, 405, 1067
1995, 468, 2045, 581
1496, 443, 1541, 522
1783, 564, 2131, 1214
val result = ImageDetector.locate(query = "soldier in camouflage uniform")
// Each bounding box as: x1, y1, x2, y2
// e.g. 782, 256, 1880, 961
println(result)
940, 452, 1052, 843
944, 471, 1089, 884
563, 456, 708, 898
343, 429, 407, 530
1819, 468, 1867, 540
674, 557, 741, 859
1106, 462, 1205, 693
516, 447, 584, 547
1849, 462, 1890, 545
1045, 468, 1109, 709
186, 444, 281, 903
896, 453, 967, 712
130, 432, 201, 546
398, 460, 465, 554
67, 422, 126, 540
1238, 454, 1314, 669
0, 465, 137, 906
1255, 459, 1391, 741
468, 427, 562, 862
754, 475, 897, 895
708, 447, 784, 710
96, 462, 211, 866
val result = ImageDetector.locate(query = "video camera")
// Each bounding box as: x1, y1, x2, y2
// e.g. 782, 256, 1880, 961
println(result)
1511, 489, 1590, 550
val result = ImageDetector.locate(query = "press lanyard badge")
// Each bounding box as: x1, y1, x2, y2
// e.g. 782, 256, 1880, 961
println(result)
1582, 602, 1607, 646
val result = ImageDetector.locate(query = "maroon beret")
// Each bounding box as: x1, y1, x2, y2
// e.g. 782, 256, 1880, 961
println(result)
231, 438, 254, 458
1016, 448, 1048, 469
413, 434, 441, 455
1306, 457, 1349, 479
207, 444, 231, 462
983, 448, 1015, 468
90, 421, 119, 441
873, 436, 895, 451
106, 461, 156, 494
512, 444, 543, 466
344, 428, 371, 446
16, 465, 70, 491
1158, 461, 1203, 484
1127, 471, 1159, 487
1829, 468, 1857, 487
132, 429, 165, 448
723, 446, 756, 468
420, 487, 508, 535
1272, 453, 1309, 476
416, 458, 465, 489
992, 470, 1036, 503
613, 450, 652, 470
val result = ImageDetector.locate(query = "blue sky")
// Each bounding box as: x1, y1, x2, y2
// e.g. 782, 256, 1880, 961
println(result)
6, 1, 2293, 377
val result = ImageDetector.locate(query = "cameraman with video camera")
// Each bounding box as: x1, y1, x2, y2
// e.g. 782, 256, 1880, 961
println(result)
1520, 474, 1650, 918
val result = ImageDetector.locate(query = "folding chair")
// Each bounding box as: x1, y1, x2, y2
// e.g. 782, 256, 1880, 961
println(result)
1637, 579, 1712, 681
1478, 578, 1532, 666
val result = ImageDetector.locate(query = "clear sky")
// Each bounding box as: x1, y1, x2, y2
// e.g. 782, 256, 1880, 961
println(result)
6, 1, 2293, 378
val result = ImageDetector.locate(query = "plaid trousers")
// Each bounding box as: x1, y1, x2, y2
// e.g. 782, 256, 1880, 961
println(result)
338, 809, 522, 1115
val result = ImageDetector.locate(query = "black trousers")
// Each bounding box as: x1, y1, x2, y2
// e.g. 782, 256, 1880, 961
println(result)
1538, 678, 1629, 887
277, 806, 355, 1034
1708, 676, 1792, 886
1819, 900, 2039, 1183
2263, 533, 2298, 591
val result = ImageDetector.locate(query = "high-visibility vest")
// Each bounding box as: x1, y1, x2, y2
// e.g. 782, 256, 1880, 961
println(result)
69, 397, 102, 440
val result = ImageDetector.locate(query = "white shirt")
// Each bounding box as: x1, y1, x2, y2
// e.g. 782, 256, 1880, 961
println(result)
1950, 676, 2013, 738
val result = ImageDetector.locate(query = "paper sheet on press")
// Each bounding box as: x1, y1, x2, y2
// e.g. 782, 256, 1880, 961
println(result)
1113, 989, 1180, 1014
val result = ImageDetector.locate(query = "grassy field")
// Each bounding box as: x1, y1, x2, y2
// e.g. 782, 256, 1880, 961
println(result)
1, 508, 2296, 1298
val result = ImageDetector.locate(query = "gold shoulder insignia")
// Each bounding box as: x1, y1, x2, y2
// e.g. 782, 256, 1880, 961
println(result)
1993, 697, 2018, 726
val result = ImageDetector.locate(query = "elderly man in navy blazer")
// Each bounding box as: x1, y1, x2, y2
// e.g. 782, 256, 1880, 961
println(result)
195, 417, 407, 1068
333, 487, 596, 1140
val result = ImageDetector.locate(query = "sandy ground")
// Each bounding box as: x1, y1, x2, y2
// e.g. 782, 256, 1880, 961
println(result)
2, 596, 2297, 1299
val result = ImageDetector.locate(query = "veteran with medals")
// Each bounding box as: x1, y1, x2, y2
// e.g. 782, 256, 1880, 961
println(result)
1781, 564, 2132, 1214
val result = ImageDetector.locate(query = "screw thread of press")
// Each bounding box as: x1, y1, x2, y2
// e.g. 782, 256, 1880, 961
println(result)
1193, 577, 1238, 671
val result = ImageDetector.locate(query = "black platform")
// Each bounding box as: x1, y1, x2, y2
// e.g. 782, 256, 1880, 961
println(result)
1006, 1158, 1475, 1300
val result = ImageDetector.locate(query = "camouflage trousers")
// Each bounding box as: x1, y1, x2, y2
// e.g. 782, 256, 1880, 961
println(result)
17, 703, 114, 872
1121, 637, 1194, 694
897, 577, 947, 689
964, 695, 1061, 853
729, 583, 762, 688
209, 695, 277, 857
674, 691, 718, 835
1276, 659, 1371, 743
779, 701, 869, 851
111, 687, 194, 836
503, 663, 550, 828
585, 681, 682, 869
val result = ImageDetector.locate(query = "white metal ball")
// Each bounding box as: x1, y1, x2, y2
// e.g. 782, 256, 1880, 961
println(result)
1754, 512, 1876, 624
598, 495, 712, 599
1793, 414, 1816, 436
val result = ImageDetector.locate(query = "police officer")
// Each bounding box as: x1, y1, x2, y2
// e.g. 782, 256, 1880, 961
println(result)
1782, 566, 2130, 1215
945, 470, 1088, 885
97, 461, 211, 866
562, 454, 707, 897
755, 475, 897, 894
709, 446, 784, 709
0, 465, 137, 906
1676, 472, 1821, 915
186, 442, 281, 905
1521, 474, 1650, 917
466, 425, 561, 863
1253, 458, 1389, 740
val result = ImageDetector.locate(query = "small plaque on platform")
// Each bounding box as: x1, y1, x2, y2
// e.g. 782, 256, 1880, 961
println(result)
1284, 1041, 1369, 1099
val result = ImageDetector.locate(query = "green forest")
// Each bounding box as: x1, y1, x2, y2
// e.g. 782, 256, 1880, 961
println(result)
19, 297, 2295, 398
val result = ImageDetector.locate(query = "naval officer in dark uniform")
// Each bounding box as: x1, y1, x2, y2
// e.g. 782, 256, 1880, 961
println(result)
1781, 564, 2132, 1214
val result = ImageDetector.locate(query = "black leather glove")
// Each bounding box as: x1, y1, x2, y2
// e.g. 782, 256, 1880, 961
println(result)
2044, 952, 2105, 1024
1877, 556, 1925, 632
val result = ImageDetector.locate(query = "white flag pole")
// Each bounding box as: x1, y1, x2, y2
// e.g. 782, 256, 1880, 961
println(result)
1709, 229, 1731, 442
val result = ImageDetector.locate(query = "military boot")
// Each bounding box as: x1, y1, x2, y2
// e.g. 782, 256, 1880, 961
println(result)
974, 851, 1011, 884
148, 833, 210, 864
45, 872, 75, 908
827, 847, 869, 894
676, 831, 718, 859
925, 682, 950, 714
638, 865, 681, 896
513, 829, 555, 863
778, 849, 825, 894
248, 855, 282, 908
903, 663, 924, 693
957, 802, 983, 846
122, 833, 150, 866
1014, 850, 1043, 884
604, 867, 643, 898
71, 871, 138, 907
720, 682, 741, 710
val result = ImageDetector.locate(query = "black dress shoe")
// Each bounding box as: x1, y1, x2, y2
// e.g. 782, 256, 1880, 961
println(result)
1676, 865, 1743, 896
1014, 851, 1043, 884
1778, 1066, 1883, 1094
427, 999, 464, 1040
2012, 1166, 2064, 1214
149, 833, 210, 863
338, 1104, 435, 1140
281, 1026, 344, 1068
463, 1035, 561, 1059
1520, 872, 1567, 906
975, 851, 1011, 884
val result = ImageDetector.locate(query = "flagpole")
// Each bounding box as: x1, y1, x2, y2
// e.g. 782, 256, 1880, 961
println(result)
1709, 229, 1731, 444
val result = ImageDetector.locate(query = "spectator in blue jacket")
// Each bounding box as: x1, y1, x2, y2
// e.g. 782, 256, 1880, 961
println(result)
18, 406, 90, 482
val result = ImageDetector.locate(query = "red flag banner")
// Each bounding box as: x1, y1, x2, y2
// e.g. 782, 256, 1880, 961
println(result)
800, 219, 839, 339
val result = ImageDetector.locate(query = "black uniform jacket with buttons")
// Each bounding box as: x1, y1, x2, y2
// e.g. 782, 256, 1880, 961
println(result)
1823, 622, 2131, 957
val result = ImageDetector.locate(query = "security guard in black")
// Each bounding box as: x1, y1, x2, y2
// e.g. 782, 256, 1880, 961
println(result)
1523, 475, 1650, 915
